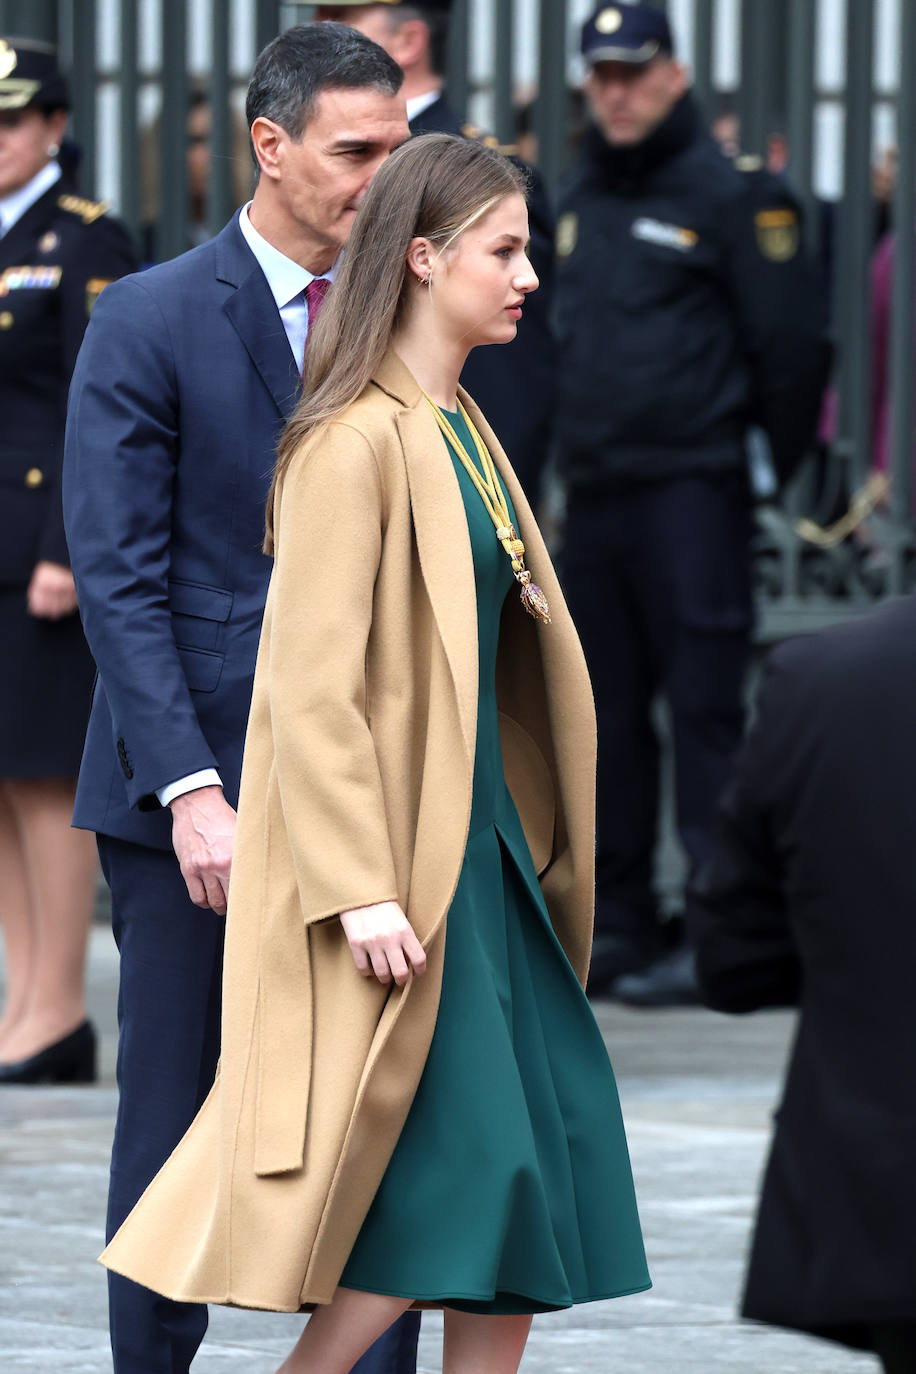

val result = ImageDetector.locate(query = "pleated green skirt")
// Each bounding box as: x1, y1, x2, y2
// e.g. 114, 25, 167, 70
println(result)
340, 411, 650, 1314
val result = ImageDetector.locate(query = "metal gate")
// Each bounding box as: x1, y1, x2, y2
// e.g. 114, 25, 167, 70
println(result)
2, 0, 915, 636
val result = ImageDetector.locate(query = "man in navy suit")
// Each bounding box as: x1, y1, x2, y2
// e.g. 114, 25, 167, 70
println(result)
63, 24, 410, 1374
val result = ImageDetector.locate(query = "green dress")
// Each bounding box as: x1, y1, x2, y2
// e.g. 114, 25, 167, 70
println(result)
340, 411, 651, 1314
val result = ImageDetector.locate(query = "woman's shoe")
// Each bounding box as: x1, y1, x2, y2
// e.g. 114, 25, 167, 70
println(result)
0, 1020, 97, 1084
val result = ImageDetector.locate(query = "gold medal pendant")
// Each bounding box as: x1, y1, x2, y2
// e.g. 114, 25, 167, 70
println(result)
516, 569, 551, 623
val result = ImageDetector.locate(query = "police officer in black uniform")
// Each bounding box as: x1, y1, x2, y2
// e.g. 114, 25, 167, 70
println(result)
555, 6, 830, 1004
0, 37, 135, 1082
315, 0, 556, 500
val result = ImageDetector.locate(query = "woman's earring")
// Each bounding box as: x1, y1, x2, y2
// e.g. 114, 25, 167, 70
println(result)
47, 143, 60, 158
417, 274, 431, 287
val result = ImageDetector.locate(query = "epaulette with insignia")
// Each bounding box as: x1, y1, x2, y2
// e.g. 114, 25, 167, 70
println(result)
461, 121, 520, 158
57, 193, 109, 226
734, 155, 764, 173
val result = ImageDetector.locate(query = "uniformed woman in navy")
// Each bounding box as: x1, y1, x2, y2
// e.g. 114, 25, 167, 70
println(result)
0, 38, 135, 1083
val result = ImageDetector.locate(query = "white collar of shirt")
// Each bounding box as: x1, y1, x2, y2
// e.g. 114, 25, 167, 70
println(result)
406, 89, 442, 124
0, 161, 62, 237
238, 202, 340, 308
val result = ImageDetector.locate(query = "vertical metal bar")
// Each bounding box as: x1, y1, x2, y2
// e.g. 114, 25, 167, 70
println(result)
159, 0, 188, 262
692, 0, 715, 122
255, 0, 279, 55
836, 0, 875, 489
69, 0, 96, 195
534, 0, 568, 191
208, 0, 233, 236
119, 0, 140, 236
786, 0, 816, 248
493, 0, 515, 147
738, 0, 773, 156
445, 0, 470, 122
889, 0, 916, 525
6, 0, 56, 40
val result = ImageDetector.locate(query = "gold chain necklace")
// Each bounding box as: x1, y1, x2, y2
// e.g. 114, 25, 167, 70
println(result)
423, 393, 551, 624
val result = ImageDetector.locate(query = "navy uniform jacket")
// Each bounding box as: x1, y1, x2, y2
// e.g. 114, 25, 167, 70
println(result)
0, 183, 136, 585
687, 596, 916, 1346
411, 95, 556, 499
64, 217, 298, 851
555, 94, 831, 488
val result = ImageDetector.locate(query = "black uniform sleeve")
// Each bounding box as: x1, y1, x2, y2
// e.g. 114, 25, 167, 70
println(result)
722, 172, 832, 485
686, 649, 803, 1013
38, 211, 137, 567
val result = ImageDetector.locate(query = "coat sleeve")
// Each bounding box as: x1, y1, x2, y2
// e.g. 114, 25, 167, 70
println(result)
686, 650, 803, 1013
38, 212, 137, 568
268, 422, 400, 925
63, 274, 220, 808
721, 171, 832, 484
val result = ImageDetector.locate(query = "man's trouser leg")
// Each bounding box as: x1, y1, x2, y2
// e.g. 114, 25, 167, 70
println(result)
351, 1311, 422, 1374
642, 473, 753, 883
562, 484, 663, 967
99, 835, 224, 1374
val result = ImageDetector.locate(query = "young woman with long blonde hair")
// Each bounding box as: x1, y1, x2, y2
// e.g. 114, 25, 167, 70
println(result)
100, 132, 650, 1374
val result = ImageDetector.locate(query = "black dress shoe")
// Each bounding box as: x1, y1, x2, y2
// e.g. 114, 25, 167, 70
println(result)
611, 946, 701, 1008
0, 1020, 97, 1084
586, 932, 661, 998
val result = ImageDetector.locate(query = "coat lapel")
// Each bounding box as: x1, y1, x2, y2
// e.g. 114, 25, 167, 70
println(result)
216, 219, 301, 422
377, 354, 479, 776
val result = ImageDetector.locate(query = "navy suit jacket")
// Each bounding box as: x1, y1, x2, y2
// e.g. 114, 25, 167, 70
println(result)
64, 216, 298, 850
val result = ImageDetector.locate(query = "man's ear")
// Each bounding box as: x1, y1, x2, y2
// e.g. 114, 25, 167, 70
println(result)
250, 116, 284, 180
390, 18, 430, 73
405, 236, 438, 282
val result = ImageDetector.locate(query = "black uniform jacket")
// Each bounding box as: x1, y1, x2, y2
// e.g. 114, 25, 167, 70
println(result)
411, 95, 556, 498
555, 95, 830, 488
687, 596, 916, 1349
0, 181, 136, 585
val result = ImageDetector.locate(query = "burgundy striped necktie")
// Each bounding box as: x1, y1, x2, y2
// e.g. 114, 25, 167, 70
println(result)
304, 277, 330, 346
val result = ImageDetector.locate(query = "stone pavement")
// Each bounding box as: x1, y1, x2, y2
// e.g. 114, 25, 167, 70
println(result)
0, 927, 878, 1373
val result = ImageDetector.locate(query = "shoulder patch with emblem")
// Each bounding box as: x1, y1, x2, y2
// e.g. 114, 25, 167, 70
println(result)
754, 208, 799, 262
57, 193, 109, 226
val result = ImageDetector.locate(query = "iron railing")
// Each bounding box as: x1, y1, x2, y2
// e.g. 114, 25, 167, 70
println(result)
2, 0, 915, 637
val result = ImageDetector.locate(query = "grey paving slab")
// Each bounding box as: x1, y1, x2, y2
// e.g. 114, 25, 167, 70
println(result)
0, 929, 878, 1372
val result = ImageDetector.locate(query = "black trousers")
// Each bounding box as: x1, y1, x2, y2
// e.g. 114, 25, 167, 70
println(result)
560, 472, 753, 945
99, 834, 420, 1374
875, 1326, 916, 1374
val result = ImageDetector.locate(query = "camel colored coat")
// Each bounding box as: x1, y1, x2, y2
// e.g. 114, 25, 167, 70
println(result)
100, 351, 597, 1312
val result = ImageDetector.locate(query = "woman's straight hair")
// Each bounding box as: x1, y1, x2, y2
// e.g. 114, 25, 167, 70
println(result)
265, 133, 526, 552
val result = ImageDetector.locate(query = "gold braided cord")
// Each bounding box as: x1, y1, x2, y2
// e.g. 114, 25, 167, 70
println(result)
424, 393, 510, 526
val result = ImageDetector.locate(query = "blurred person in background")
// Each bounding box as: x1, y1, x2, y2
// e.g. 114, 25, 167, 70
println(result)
688, 596, 916, 1374
554, 4, 830, 1006
139, 88, 253, 264
316, 0, 556, 502
0, 37, 135, 1084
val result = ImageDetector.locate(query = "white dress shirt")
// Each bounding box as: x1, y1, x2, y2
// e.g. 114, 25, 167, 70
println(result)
0, 161, 61, 237
157, 207, 339, 809
406, 89, 443, 124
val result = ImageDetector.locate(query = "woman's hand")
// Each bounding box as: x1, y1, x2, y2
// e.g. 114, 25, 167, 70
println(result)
27, 561, 79, 619
339, 901, 427, 987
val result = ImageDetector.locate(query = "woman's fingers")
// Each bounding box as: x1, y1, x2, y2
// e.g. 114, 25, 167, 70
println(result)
403, 927, 427, 978
339, 902, 429, 986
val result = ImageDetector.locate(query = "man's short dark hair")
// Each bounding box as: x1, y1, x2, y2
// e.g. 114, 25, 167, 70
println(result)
386, 5, 450, 78
246, 21, 403, 146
